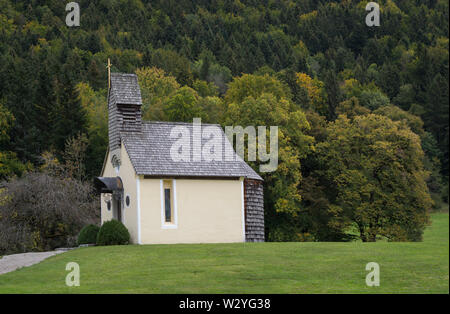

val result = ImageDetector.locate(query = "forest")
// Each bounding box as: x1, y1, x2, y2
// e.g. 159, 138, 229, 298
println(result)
0, 0, 448, 251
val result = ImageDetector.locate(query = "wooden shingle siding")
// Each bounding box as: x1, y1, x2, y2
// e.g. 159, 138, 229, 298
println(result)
122, 121, 263, 180
244, 179, 265, 242
108, 91, 121, 151
110, 73, 142, 105
108, 73, 143, 152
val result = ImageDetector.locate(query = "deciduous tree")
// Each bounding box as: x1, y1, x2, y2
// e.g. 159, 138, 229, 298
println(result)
315, 114, 432, 241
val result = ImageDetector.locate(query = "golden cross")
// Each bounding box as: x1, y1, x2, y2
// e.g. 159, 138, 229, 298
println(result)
107, 58, 112, 89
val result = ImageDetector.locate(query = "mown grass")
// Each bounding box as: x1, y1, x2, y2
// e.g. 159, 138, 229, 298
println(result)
0, 213, 448, 294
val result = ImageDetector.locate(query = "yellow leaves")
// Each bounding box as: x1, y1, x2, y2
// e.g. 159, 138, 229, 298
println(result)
296, 72, 327, 115
38, 37, 48, 46
317, 112, 433, 240
276, 199, 290, 212
328, 204, 343, 218
136, 66, 180, 120
22, 20, 48, 37
222, 73, 313, 220
299, 10, 317, 23
192, 79, 218, 97
373, 105, 424, 136
296, 73, 319, 96
31, 230, 42, 251
99, 31, 112, 52
39, 151, 63, 176
0, 151, 31, 179
435, 37, 449, 51
164, 86, 203, 122
136, 67, 180, 90
115, 48, 142, 63
355, 0, 403, 14
336, 97, 370, 119
295, 232, 313, 242
0, 14, 16, 36
225, 74, 290, 105
292, 41, 309, 60
275, 186, 302, 217
30, 38, 50, 55
341, 78, 360, 96
381, 0, 403, 15
76, 82, 107, 135
117, 31, 130, 38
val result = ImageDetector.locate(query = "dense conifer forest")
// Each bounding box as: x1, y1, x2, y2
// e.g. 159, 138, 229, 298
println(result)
0, 0, 448, 246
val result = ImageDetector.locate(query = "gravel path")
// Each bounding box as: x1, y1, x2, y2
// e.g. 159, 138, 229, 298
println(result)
0, 250, 66, 275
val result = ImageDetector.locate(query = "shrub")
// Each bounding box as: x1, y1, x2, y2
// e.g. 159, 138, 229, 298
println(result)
96, 220, 130, 246
0, 172, 99, 255
77, 224, 100, 245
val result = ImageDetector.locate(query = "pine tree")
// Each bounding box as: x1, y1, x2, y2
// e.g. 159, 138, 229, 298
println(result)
51, 69, 87, 157
425, 74, 449, 175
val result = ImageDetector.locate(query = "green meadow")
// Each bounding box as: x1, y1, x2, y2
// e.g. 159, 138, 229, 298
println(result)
0, 213, 447, 294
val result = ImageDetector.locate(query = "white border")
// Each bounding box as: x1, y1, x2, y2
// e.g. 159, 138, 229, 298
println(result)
160, 179, 178, 229
136, 177, 141, 244
240, 179, 246, 242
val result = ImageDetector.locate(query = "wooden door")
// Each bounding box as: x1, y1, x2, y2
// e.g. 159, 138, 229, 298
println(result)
117, 199, 122, 222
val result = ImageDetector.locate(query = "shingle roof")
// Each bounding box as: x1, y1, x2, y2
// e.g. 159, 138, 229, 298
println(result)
110, 73, 142, 105
121, 121, 263, 180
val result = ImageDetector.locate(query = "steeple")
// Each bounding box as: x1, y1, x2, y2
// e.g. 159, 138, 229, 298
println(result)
107, 72, 142, 167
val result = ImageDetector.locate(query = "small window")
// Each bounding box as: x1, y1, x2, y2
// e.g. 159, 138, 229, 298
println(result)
125, 195, 130, 207
163, 180, 173, 223
107, 201, 111, 211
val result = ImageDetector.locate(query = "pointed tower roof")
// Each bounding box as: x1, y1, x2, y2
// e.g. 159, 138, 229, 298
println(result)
110, 73, 142, 105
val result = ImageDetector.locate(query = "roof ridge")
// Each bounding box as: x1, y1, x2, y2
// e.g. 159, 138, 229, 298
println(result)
111, 72, 138, 77
109, 72, 142, 105
143, 120, 221, 126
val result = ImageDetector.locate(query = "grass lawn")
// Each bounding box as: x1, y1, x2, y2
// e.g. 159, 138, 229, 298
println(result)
0, 213, 448, 294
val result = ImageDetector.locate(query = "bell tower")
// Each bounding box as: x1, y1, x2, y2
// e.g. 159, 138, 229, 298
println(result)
107, 71, 142, 168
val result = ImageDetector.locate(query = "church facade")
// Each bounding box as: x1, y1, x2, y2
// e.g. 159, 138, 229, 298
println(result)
95, 73, 264, 244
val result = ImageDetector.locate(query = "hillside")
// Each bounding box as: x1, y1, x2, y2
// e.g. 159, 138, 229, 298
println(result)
0, 0, 449, 249
0, 0, 448, 176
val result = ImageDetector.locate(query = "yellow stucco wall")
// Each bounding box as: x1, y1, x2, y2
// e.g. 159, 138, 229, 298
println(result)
100, 144, 138, 243
100, 152, 114, 223
101, 143, 245, 244
139, 178, 244, 244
